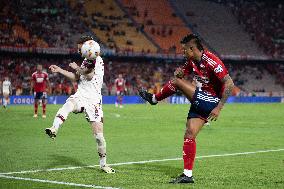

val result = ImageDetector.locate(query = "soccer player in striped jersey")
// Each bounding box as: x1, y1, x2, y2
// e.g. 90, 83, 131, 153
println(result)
114, 74, 126, 108
31, 65, 50, 118
139, 34, 234, 184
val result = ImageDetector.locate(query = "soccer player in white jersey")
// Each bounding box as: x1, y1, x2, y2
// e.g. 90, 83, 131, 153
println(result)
2, 76, 12, 108
45, 36, 115, 174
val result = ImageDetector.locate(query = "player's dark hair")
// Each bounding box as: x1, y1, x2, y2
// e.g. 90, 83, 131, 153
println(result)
77, 35, 93, 44
180, 34, 204, 51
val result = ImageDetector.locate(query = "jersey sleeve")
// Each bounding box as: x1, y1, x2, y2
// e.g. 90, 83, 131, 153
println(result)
45, 73, 49, 80
32, 73, 36, 81
181, 60, 193, 76
83, 59, 96, 69
95, 57, 104, 76
207, 56, 228, 81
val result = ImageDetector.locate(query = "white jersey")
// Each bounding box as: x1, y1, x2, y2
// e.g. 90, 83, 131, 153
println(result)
2, 80, 11, 94
76, 56, 104, 103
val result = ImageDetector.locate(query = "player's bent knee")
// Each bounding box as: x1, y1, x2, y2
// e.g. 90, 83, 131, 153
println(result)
56, 100, 76, 119
184, 129, 196, 139
184, 133, 196, 139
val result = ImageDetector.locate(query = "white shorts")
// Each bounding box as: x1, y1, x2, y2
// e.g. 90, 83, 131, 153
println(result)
67, 94, 103, 123
3, 91, 10, 96
116, 90, 124, 96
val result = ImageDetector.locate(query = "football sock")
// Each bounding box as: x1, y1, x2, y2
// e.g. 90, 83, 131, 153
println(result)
155, 80, 177, 101
184, 169, 192, 177
34, 103, 38, 114
95, 133, 107, 167
183, 138, 196, 177
42, 103, 46, 115
3, 98, 7, 106
53, 101, 75, 130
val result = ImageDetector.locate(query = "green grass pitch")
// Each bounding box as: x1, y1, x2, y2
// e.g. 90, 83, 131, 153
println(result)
0, 103, 284, 189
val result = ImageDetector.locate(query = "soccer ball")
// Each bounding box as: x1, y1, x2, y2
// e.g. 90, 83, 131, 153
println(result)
80, 40, 100, 60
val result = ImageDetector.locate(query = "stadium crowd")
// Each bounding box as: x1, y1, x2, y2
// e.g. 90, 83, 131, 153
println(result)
0, 56, 283, 97
0, 0, 90, 48
0, 0, 283, 98
1, 0, 283, 58
226, 0, 284, 58
0, 56, 179, 96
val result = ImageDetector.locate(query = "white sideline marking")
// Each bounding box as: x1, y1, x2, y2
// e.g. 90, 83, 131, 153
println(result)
1, 148, 283, 175
0, 174, 119, 189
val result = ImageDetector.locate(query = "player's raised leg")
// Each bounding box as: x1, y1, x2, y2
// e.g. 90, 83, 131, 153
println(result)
139, 78, 196, 104
91, 121, 115, 173
45, 99, 76, 139
139, 80, 176, 105
171, 78, 196, 100
170, 118, 205, 184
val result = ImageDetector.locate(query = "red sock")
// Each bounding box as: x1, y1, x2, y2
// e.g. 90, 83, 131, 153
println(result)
155, 80, 176, 101
183, 138, 196, 170
34, 103, 38, 114
42, 103, 46, 115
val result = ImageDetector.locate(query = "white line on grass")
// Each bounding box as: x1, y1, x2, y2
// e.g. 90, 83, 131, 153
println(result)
0, 174, 119, 189
1, 148, 283, 175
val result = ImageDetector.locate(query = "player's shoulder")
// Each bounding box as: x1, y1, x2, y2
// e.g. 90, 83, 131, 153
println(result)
203, 50, 221, 61
32, 71, 37, 76
42, 71, 48, 76
202, 51, 223, 67
96, 56, 103, 63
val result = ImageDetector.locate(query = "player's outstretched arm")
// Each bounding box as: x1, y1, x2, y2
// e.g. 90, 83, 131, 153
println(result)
49, 65, 79, 82
218, 74, 234, 107
208, 74, 234, 121
69, 62, 93, 75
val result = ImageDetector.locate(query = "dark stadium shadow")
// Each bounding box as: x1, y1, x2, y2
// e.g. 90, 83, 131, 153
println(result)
45, 154, 88, 169
130, 163, 181, 178
45, 154, 103, 173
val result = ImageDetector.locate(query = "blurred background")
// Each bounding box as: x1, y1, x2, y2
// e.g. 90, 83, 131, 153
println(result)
0, 0, 283, 100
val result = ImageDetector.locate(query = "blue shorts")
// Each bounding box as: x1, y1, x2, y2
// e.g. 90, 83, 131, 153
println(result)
34, 92, 47, 100
187, 88, 220, 120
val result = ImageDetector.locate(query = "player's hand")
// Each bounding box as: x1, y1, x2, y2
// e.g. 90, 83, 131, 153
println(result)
174, 67, 184, 78
208, 106, 222, 121
69, 62, 79, 70
49, 65, 62, 73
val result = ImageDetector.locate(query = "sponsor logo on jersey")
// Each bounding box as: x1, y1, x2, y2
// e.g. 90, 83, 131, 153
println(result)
214, 65, 223, 73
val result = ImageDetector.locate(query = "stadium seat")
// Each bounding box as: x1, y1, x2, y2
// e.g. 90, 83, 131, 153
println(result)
119, 0, 193, 53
